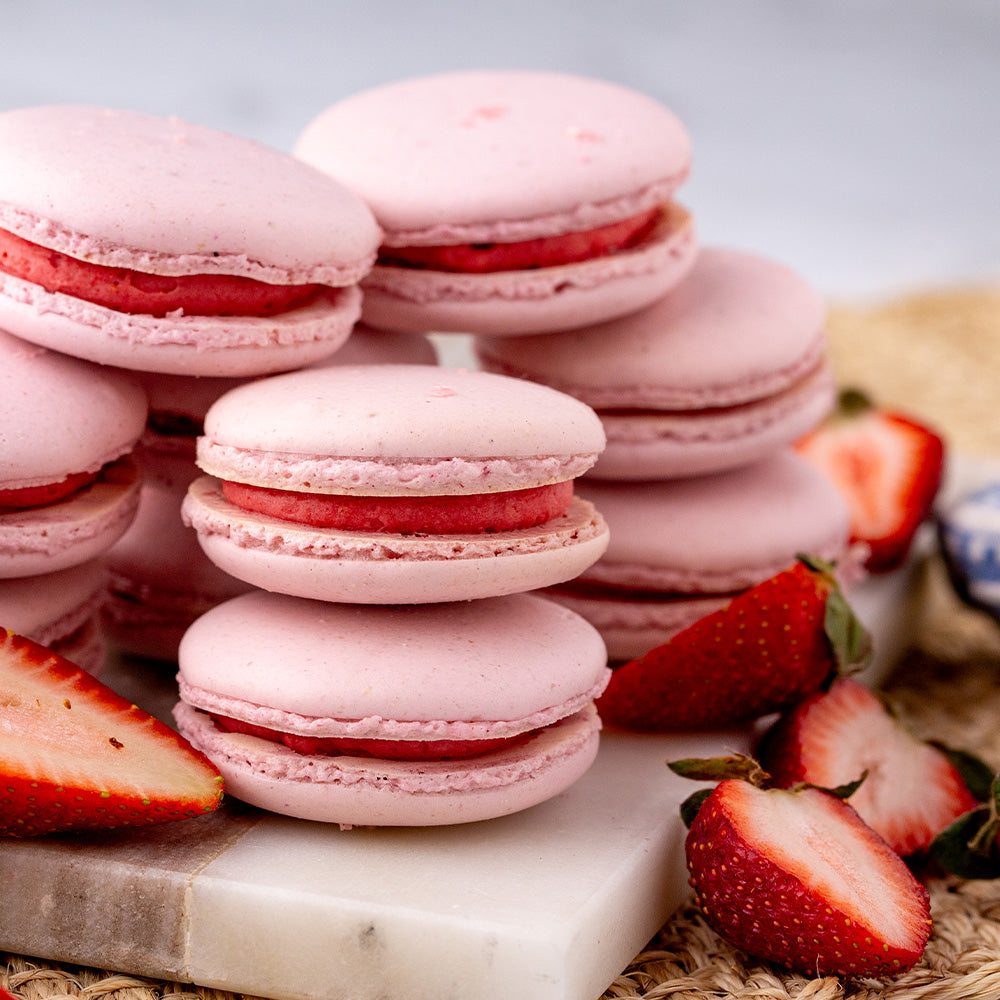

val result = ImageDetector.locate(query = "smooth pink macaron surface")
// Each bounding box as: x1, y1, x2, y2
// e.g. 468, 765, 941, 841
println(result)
183, 364, 609, 604
477, 247, 836, 480
0, 560, 109, 675
173, 590, 610, 827
0, 105, 381, 375
0, 330, 145, 577
294, 70, 696, 335
544, 451, 851, 661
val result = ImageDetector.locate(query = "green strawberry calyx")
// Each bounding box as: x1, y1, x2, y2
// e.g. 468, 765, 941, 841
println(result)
797, 552, 874, 675
669, 752, 867, 828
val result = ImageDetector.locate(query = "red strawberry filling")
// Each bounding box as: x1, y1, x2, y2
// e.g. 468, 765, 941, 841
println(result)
0, 227, 321, 317
211, 713, 526, 761
0, 470, 98, 510
221, 478, 573, 534
379, 207, 661, 273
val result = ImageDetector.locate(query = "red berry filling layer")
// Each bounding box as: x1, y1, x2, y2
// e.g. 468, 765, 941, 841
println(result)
211, 714, 527, 761
0, 227, 322, 317
0, 470, 98, 510
379, 207, 661, 273
221, 479, 574, 534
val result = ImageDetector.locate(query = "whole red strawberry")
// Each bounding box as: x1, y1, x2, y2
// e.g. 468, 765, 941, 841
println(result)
759, 677, 983, 856
795, 388, 944, 572
672, 755, 932, 978
597, 555, 871, 731
0, 629, 224, 837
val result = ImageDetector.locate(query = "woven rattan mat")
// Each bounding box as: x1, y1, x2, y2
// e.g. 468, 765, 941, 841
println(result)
5, 285, 1000, 1000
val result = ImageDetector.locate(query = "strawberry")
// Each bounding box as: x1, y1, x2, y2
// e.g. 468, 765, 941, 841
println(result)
596, 555, 871, 731
759, 676, 984, 857
670, 754, 932, 977
795, 388, 944, 572
0, 629, 224, 837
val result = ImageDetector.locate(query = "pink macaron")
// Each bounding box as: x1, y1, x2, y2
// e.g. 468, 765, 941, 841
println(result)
173, 589, 610, 827
0, 330, 146, 578
544, 451, 852, 661
477, 247, 836, 480
0, 560, 109, 676
294, 70, 696, 335
104, 325, 437, 661
0, 105, 381, 376
182, 364, 609, 604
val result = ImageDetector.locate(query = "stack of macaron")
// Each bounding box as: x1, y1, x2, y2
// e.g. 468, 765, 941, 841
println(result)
174, 363, 614, 826
0, 329, 146, 675
102, 324, 438, 661
0, 103, 392, 665
291, 69, 852, 734
475, 247, 853, 674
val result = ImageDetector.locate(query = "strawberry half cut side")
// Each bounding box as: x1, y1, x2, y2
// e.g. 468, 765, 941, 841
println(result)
596, 555, 872, 731
759, 677, 982, 856
0, 630, 223, 837
670, 755, 932, 977
795, 388, 945, 572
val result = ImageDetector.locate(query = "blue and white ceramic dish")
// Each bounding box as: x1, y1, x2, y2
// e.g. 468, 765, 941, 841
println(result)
939, 480, 1000, 622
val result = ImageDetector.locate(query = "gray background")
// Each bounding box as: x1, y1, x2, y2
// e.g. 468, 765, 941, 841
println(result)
3, 0, 998, 301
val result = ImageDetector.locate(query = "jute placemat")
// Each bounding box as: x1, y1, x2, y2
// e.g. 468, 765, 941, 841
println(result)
5, 285, 1000, 1000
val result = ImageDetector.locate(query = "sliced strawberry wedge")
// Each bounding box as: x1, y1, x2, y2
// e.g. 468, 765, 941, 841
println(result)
671, 755, 932, 977
759, 677, 981, 856
0, 630, 223, 837
597, 556, 872, 731
795, 388, 944, 572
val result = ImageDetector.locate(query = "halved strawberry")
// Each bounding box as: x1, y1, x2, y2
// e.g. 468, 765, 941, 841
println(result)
0, 630, 223, 837
795, 388, 944, 572
671, 754, 932, 977
596, 555, 871, 731
759, 677, 983, 856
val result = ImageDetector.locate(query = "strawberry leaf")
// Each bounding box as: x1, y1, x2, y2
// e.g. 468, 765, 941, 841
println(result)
930, 773, 1000, 879
668, 753, 770, 786
679, 787, 714, 828
931, 743, 996, 802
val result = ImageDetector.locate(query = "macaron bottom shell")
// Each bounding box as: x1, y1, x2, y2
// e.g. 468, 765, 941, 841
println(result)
173, 701, 601, 827
0, 275, 362, 376
0, 456, 142, 579
582, 362, 836, 482
182, 477, 610, 604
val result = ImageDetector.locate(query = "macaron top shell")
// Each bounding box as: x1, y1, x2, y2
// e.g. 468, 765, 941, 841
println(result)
177, 590, 610, 739
576, 451, 850, 593
197, 364, 606, 494
0, 105, 381, 284
294, 70, 691, 245
476, 247, 828, 410
0, 330, 146, 488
